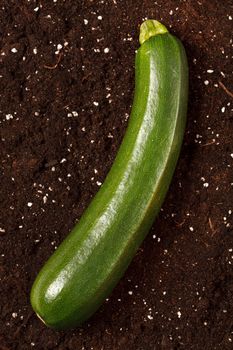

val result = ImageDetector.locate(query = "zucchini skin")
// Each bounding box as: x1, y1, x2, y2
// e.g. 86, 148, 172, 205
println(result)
30, 29, 188, 330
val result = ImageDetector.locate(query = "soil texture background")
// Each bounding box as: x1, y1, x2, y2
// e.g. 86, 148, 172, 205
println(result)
0, 0, 233, 349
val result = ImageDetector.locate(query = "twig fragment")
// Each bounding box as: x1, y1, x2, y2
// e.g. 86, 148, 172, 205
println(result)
218, 81, 233, 99
44, 52, 62, 70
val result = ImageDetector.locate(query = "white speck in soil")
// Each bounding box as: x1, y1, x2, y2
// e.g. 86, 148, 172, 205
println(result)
27, 202, 33, 207
5, 114, 14, 122
177, 311, 182, 318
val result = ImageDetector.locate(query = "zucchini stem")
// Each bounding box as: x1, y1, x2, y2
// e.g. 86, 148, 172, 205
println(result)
139, 19, 168, 45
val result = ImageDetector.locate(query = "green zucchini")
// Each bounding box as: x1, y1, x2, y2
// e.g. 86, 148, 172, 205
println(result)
30, 19, 188, 329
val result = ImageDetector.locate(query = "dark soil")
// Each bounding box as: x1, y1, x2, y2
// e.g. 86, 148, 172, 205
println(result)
0, 0, 233, 349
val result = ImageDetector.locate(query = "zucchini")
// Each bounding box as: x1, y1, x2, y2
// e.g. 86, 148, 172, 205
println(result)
30, 19, 188, 329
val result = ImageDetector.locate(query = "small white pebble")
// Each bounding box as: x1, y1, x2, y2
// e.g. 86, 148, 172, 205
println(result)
84, 19, 88, 25
97, 15, 103, 20
96, 181, 102, 186
147, 315, 153, 320
177, 311, 182, 318
189, 226, 194, 232
221, 106, 226, 113
6, 114, 13, 120
27, 202, 33, 207
203, 182, 209, 188
207, 69, 214, 73
204, 80, 209, 85
0, 228, 5, 233
104, 47, 110, 53
128, 291, 133, 295
93, 101, 99, 106
34, 6, 39, 12
231, 154, 233, 158
11, 48, 18, 53
43, 196, 47, 204
57, 44, 62, 50
12, 312, 18, 318
33, 47, 38, 54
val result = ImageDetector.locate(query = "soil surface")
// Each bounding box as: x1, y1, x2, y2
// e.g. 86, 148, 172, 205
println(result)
0, 0, 233, 349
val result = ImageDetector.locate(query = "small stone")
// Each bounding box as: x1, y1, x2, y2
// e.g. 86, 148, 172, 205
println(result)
6, 114, 13, 120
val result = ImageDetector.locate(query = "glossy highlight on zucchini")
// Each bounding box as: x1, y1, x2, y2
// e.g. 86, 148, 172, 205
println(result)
30, 19, 189, 330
